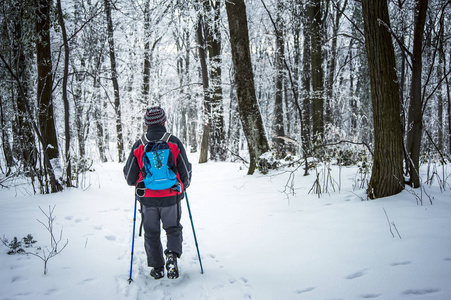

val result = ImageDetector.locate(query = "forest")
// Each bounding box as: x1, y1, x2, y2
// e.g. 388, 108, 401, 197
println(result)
0, 0, 450, 198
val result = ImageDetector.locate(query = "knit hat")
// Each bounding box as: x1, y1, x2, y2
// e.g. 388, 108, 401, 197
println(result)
144, 106, 167, 126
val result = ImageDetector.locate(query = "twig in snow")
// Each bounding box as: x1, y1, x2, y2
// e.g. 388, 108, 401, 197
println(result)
383, 208, 394, 238
27, 205, 68, 274
383, 208, 401, 239
392, 222, 402, 239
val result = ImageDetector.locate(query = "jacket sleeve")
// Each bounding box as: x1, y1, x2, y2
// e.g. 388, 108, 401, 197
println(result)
123, 141, 141, 186
176, 141, 192, 189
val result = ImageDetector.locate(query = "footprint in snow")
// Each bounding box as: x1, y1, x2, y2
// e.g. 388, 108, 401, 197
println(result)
390, 261, 411, 266
99, 208, 120, 213
105, 235, 116, 241
240, 277, 252, 298
345, 269, 368, 280
11, 276, 27, 283
79, 278, 96, 285
296, 287, 315, 294
402, 288, 440, 296
209, 253, 221, 264
45, 288, 59, 296
212, 283, 225, 290
361, 294, 381, 298
9, 264, 25, 271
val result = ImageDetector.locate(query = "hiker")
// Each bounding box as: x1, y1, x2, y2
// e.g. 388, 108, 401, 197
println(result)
123, 106, 192, 279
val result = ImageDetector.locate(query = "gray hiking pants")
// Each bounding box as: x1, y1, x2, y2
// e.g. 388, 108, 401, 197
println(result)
142, 202, 183, 268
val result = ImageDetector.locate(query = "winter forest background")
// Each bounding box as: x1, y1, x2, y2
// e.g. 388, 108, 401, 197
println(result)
0, 0, 450, 199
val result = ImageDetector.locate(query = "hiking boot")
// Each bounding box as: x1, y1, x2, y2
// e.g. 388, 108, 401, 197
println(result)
166, 252, 179, 279
150, 267, 164, 280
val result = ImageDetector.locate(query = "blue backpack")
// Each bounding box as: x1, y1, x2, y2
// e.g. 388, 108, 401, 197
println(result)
141, 132, 178, 191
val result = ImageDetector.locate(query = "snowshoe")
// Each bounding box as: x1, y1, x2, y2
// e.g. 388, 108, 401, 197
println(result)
150, 267, 164, 280
166, 252, 179, 279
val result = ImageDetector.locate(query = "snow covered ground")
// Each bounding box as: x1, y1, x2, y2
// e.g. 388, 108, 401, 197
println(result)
1, 155, 450, 300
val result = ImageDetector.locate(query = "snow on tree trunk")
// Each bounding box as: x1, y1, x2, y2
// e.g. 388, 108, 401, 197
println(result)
226, 0, 269, 175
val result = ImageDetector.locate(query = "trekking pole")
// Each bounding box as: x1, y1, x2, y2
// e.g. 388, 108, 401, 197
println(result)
128, 195, 138, 284
185, 191, 204, 274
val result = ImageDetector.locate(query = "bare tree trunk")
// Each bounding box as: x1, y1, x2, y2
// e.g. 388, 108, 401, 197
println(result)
405, 0, 428, 188
301, 3, 312, 161
310, 0, 324, 139
447, 42, 451, 155
226, 0, 269, 175
142, 0, 151, 104
9, 2, 35, 171
437, 15, 444, 152
206, 0, 226, 161
184, 26, 197, 153
362, 0, 404, 199
196, 10, 210, 164
228, 75, 241, 156
396, 0, 407, 156
290, 0, 303, 157
272, 1, 287, 158
104, 0, 124, 162
326, 0, 348, 128
0, 54, 62, 193
0, 96, 14, 168
348, 37, 357, 135
94, 67, 107, 163
56, 0, 72, 187
36, 0, 59, 160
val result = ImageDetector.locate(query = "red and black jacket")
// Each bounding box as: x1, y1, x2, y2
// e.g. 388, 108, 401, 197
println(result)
123, 124, 192, 207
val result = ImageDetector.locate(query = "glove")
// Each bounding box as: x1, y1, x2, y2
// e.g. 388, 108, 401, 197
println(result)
171, 183, 181, 192
136, 181, 146, 197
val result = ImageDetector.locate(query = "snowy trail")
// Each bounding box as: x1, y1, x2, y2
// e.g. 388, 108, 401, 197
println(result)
1, 159, 451, 299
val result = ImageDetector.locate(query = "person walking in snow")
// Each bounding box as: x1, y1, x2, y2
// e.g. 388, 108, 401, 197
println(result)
123, 106, 192, 279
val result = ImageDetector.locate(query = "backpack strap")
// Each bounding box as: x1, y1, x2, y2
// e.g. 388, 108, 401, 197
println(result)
161, 132, 172, 143
141, 132, 171, 145
141, 134, 149, 145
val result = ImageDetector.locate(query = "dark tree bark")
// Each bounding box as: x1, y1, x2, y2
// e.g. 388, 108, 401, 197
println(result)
0, 96, 14, 168
142, 0, 151, 104
437, 14, 444, 152
446, 34, 451, 155
290, 0, 303, 156
225, 0, 269, 175
301, 3, 312, 160
310, 0, 324, 139
35, 0, 59, 160
362, 0, 404, 199
1, 54, 62, 193
9, 1, 36, 172
272, 1, 287, 158
56, 0, 72, 187
196, 9, 211, 164
104, 0, 124, 162
405, 0, 428, 188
